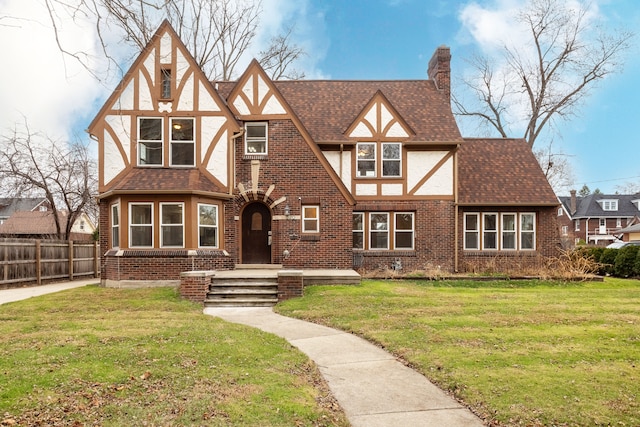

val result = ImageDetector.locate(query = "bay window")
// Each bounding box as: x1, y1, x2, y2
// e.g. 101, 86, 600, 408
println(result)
198, 204, 218, 248
130, 203, 153, 247
160, 203, 184, 247
111, 204, 120, 248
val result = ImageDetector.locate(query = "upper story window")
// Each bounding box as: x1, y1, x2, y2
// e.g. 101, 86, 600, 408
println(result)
170, 118, 195, 166
557, 207, 563, 216
138, 117, 163, 166
600, 199, 618, 211
245, 122, 267, 154
356, 142, 402, 178
161, 68, 172, 99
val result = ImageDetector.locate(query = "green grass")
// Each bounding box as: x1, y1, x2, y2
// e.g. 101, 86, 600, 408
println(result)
276, 278, 640, 427
0, 286, 348, 426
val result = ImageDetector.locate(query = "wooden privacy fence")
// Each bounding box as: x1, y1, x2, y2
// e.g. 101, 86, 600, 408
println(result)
0, 238, 99, 286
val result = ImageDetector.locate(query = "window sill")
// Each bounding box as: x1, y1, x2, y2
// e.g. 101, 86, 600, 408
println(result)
301, 234, 320, 241
243, 154, 268, 161
353, 249, 416, 256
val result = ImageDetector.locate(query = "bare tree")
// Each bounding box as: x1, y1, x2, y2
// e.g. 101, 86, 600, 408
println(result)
453, 0, 634, 149
534, 142, 575, 195
0, 121, 97, 240
43, 0, 306, 81
259, 26, 306, 80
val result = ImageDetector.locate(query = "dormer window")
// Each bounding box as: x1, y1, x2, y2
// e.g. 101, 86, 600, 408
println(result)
356, 142, 402, 178
600, 199, 618, 211
245, 122, 267, 155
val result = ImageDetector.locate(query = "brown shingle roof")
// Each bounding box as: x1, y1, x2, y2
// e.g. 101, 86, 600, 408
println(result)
217, 80, 463, 143
458, 138, 558, 206
0, 211, 67, 235
109, 168, 223, 193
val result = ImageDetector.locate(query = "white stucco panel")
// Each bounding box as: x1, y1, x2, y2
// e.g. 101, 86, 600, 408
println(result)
414, 156, 453, 196
407, 151, 447, 190
143, 48, 156, 86
160, 32, 172, 64
323, 151, 340, 174
364, 105, 377, 130
341, 151, 352, 189
208, 130, 228, 187
198, 81, 220, 111
233, 97, 251, 115
201, 116, 227, 162
105, 115, 131, 164
242, 75, 255, 104
356, 183, 377, 196
138, 70, 154, 111
348, 122, 373, 138
256, 74, 269, 105
115, 80, 134, 111
382, 184, 403, 196
177, 74, 194, 111
380, 103, 393, 133
386, 122, 408, 137
175, 49, 189, 88
263, 95, 286, 114
103, 131, 125, 186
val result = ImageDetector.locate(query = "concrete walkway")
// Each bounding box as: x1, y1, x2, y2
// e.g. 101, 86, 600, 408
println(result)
0, 278, 97, 305
205, 307, 485, 427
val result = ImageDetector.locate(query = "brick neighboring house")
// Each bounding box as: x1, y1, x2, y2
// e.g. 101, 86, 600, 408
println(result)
89, 21, 560, 286
557, 190, 640, 247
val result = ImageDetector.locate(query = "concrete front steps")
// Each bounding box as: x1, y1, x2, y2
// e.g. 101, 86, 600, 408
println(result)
204, 265, 280, 308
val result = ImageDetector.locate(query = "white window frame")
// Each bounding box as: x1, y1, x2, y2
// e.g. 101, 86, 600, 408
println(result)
520, 213, 536, 250
245, 122, 268, 155
129, 203, 154, 248
352, 212, 364, 249
463, 213, 480, 250
160, 202, 184, 248
616, 218, 622, 228
356, 143, 376, 177
382, 142, 402, 178
558, 207, 563, 216
169, 118, 195, 167
111, 203, 120, 249
501, 213, 517, 250
138, 117, 163, 166
575, 219, 581, 231
482, 213, 498, 250
369, 213, 389, 250
302, 205, 320, 233
198, 203, 219, 248
601, 200, 618, 211
561, 225, 568, 236
394, 212, 414, 250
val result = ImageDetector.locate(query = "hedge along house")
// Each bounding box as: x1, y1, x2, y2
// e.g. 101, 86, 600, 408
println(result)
89, 21, 560, 288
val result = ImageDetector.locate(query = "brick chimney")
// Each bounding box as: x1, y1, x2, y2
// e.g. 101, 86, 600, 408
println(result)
427, 46, 451, 101
570, 189, 577, 214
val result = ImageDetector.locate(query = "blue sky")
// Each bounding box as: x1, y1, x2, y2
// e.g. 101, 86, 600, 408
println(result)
1, 0, 639, 194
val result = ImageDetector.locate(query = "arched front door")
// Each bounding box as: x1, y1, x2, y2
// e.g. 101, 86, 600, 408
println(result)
241, 202, 272, 264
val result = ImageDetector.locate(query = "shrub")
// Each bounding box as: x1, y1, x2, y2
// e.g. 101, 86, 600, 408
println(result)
599, 248, 618, 276
635, 249, 640, 277
614, 246, 639, 278
589, 247, 605, 264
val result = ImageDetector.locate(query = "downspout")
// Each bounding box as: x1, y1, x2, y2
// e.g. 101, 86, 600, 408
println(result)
454, 144, 459, 272
231, 129, 244, 196
339, 144, 344, 180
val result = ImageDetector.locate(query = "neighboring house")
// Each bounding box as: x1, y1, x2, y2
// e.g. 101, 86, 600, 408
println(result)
0, 210, 96, 240
88, 21, 560, 286
558, 190, 640, 247
613, 223, 640, 243
0, 198, 50, 225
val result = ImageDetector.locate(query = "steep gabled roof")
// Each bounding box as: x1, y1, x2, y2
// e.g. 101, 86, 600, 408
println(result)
217, 79, 463, 144
458, 138, 558, 206
558, 194, 640, 218
0, 211, 68, 235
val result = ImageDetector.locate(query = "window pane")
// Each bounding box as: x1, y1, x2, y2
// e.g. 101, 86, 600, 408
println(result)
200, 227, 217, 247
465, 214, 478, 230
162, 204, 182, 224
353, 231, 364, 249
246, 124, 266, 138
465, 232, 478, 249
111, 205, 119, 226
396, 213, 413, 230
357, 143, 376, 177
382, 160, 400, 177
521, 233, 534, 249
139, 118, 162, 140
370, 232, 388, 249
382, 143, 400, 159
199, 205, 217, 226
304, 206, 318, 219
502, 233, 516, 250
131, 226, 152, 247
483, 232, 497, 249
171, 143, 194, 166
139, 142, 162, 165
502, 214, 515, 231
395, 232, 413, 249
484, 214, 497, 230
162, 226, 183, 247
131, 205, 151, 225
304, 219, 318, 232
370, 213, 388, 230
161, 69, 171, 99
171, 119, 193, 141
352, 213, 363, 231
521, 214, 534, 231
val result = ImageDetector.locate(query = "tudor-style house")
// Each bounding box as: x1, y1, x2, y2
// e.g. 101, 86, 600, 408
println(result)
89, 21, 560, 287
557, 190, 640, 247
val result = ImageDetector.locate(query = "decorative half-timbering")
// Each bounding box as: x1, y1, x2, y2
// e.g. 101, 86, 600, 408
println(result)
89, 21, 560, 287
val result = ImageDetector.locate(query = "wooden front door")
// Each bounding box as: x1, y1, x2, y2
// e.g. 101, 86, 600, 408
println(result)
241, 202, 272, 264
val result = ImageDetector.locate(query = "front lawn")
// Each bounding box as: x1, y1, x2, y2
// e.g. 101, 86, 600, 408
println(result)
276, 278, 640, 426
0, 286, 348, 426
